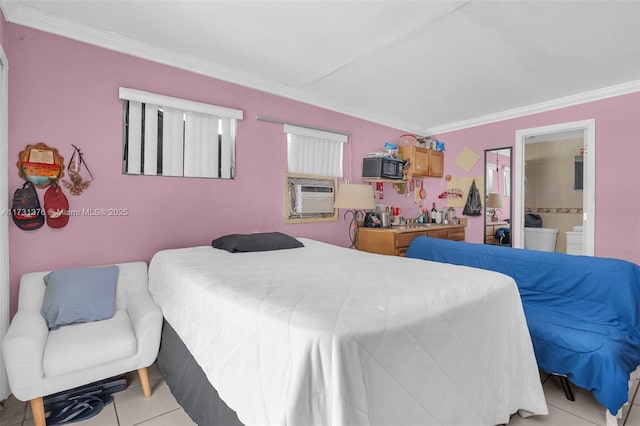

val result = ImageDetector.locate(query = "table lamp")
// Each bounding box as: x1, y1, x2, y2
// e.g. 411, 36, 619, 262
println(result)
486, 193, 503, 222
334, 183, 375, 248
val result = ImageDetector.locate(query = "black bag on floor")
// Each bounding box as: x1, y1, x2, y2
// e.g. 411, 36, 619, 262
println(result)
44, 377, 127, 425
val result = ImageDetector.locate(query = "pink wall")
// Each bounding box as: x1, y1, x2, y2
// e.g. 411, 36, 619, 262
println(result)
431, 92, 640, 263
5, 24, 406, 316
370, 92, 640, 264
5, 23, 640, 317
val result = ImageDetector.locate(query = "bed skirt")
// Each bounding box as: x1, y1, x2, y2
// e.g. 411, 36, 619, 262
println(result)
157, 319, 244, 426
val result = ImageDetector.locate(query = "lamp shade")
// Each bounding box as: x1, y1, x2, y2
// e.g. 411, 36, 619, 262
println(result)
334, 184, 375, 210
486, 193, 503, 209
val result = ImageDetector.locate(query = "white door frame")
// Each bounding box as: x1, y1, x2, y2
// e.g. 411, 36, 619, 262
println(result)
0, 44, 9, 401
514, 119, 595, 255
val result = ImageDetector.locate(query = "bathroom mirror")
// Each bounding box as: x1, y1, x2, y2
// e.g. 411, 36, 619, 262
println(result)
484, 147, 512, 246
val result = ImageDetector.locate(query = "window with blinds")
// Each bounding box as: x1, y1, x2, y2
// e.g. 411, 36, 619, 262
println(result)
486, 163, 496, 193
120, 88, 243, 179
284, 124, 347, 177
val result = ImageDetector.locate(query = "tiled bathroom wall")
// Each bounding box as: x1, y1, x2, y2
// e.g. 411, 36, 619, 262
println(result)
524, 137, 584, 253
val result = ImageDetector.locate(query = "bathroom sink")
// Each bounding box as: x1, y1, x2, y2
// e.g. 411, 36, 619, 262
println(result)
397, 223, 432, 229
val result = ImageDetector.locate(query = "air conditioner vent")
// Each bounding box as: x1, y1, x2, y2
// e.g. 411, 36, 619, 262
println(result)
295, 184, 334, 214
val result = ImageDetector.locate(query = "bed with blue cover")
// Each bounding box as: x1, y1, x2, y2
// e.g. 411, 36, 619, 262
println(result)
406, 236, 640, 417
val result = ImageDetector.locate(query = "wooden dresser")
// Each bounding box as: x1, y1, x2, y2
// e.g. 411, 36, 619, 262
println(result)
358, 223, 466, 256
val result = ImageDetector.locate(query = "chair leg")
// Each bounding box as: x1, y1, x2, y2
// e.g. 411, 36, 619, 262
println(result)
138, 367, 152, 397
30, 397, 46, 426
558, 375, 576, 401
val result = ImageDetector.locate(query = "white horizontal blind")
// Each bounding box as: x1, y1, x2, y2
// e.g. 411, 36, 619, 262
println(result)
120, 87, 243, 178
120, 87, 243, 119
285, 124, 347, 177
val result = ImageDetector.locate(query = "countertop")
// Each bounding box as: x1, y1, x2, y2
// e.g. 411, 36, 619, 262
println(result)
360, 221, 466, 234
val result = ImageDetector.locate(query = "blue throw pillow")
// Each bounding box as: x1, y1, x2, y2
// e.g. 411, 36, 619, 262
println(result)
41, 265, 119, 330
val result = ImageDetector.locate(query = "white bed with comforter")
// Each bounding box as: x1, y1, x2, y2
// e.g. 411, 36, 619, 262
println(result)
148, 237, 547, 425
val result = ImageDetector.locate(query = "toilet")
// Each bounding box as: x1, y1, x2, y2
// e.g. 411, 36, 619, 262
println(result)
524, 227, 559, 252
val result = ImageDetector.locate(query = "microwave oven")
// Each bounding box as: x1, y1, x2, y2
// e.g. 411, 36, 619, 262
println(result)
362, 157, 405, 180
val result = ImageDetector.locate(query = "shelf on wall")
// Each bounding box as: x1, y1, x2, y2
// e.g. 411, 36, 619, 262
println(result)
362, 178, 408, 184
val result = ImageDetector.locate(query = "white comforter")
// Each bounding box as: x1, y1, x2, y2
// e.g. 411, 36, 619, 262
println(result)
149, 238, 547, 426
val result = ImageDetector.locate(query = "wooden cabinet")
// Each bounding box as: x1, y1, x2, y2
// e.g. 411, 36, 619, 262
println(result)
429, 150, 444, 177
398, 145, 444, 178
358, 224, 465, 256
485, 221, 509, 245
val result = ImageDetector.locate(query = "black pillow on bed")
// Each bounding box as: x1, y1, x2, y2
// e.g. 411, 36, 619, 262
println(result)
211, 232, 304, 253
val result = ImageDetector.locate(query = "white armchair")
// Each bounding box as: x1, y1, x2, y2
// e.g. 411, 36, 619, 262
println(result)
2, 261, 163, 426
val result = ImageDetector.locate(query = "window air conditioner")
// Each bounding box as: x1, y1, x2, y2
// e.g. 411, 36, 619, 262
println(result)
295, 184, 335, 214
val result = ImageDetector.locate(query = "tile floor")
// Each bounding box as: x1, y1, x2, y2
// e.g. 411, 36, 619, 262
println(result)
0, 364, 195, 426
1, 367, 640, 425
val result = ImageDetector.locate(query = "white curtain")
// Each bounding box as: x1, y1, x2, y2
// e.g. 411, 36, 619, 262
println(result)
143, 104, 158, 176
184, 111, 218, 178
162, 107, 184, 177
126, 101, 143, 174
284, 124, 347, 177
486, 163, 496, 193
220, 117, 234, 179
503, 166, 511, 196
0, 46, 11, 400
119, 88, 243, 178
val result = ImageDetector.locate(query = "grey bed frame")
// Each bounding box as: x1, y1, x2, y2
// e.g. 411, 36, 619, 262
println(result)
157, 320, 244, 426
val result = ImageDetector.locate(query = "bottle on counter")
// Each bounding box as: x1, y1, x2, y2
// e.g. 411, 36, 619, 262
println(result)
430, 203, 437, 224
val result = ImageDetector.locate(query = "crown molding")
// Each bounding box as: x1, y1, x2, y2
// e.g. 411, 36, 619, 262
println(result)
1, 2, 421, 133
1, 3, 269, 89
424, 80, 640, 136
3, 3, 637, 138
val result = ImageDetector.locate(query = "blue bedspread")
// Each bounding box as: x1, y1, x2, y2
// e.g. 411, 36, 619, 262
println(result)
406, 236, 640, 414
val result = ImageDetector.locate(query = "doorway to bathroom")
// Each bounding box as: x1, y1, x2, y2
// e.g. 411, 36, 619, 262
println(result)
513, 120, 595, 256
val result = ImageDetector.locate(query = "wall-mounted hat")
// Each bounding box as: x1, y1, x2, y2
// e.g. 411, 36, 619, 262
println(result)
44, 183, 69, 228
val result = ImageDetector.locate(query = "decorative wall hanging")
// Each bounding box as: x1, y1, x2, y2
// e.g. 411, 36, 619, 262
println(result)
17, 142, 65, 188
438, 189, 464, 199
62, 145, 94, 196
455, 147, 480, 173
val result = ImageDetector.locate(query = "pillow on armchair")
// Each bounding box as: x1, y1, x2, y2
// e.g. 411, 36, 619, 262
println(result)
41, 265, 119, 330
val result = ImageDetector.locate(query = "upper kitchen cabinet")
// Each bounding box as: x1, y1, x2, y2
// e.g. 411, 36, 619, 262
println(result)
399, 145, 444, 179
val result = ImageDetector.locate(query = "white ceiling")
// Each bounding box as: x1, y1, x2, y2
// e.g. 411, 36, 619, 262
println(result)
2, 1, 639, 135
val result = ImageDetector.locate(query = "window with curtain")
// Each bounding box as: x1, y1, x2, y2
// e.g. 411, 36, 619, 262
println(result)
486, 163, 496, 193
503, 166, 511, 196
284, 124, 347, 177
120, 88, 243, 179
